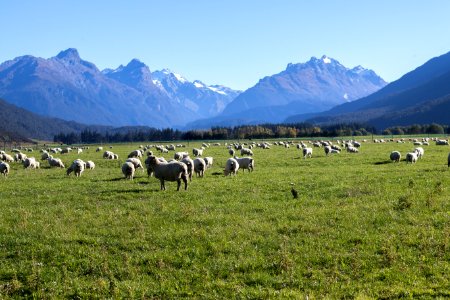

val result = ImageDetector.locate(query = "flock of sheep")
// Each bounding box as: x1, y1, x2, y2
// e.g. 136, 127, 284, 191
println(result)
1, 137, 449, 190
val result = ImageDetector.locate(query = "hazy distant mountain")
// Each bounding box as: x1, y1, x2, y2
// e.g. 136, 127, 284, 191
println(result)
289, 51, 450, 128
186, 55, 386, 128
150, 69, 241, 118
0, 97, 109, 140
0, 49, 239, 128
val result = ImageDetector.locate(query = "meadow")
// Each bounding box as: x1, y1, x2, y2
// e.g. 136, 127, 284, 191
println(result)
0, 138, 449, 299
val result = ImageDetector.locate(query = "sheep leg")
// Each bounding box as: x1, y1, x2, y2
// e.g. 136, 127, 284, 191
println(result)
177, 179, 181, 191
182, 176, 188, 190
160, 179, 165, 190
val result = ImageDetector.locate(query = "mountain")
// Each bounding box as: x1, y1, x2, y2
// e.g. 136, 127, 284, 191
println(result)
0, 97, 109, 140
0, 49, 238, 128
186, 55, 386, 128
288, 51, 450, 128
150, 69, 240, 118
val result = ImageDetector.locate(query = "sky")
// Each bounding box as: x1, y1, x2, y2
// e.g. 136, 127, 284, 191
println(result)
2, 0, 450, 90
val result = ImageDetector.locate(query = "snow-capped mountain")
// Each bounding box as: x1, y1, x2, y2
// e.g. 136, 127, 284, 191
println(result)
151, 69, 241, 118
186, 55, 387, 128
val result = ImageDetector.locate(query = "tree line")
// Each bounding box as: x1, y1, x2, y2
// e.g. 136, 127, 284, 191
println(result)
53, 122, 449, 145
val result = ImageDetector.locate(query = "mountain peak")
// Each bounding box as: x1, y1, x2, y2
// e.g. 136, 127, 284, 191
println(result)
126, 58, 146, 69
321, 55, 332, 64
56, 48, 80, 61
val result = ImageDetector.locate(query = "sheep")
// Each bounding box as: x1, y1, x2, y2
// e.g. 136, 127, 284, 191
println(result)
193, 148, 203, 157
126, 157, 144, 170
324, 146, 331, 156
67, 159, 85, 177
14, 153, 27, 162
233, 156, 254, 172
436, 139, 449, 146
146, 156, 188, 191
128, 149, 143, 158
240, 148, 253, 156
174, 152, 189, 161
23, 157, 39, 169
113, 154, 119, 160
41, 152, 51, 160
390, 151, 401, 163
61, 148, 72, 154
181, 156, 194, 181
121, 161, 135, 180
414, 147, 424, 159
204, 157, 214, 169
77, 148, 83, 154
347, 146, 359, 153
144, 156, 167, 177
229, 149, 235, 156
406, 152, 418, 164
303, 147, 313, 159
193, 157, 206, 177
47, 157, 65, 168
103, 151, 114, 159
1, 153, 14, 162
0, 162, 10, 177
86, 161, 95, 170
224, 158, 239, 176
330, 149, 340, 154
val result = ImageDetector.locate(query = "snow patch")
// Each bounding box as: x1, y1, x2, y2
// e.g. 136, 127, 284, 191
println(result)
208, 86, 227, 95
343, 93, 349, 100
193, 81, 205, 88
322, 56, 331, 64
173, 73, 187, 83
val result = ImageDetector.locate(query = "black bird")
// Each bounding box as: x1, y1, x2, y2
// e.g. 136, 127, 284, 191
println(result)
290, 183, 298, 199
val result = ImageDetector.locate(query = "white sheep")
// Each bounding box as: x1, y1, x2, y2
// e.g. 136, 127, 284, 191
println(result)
86, 161, 95, 170
414, 147, 424, 159
1, 153, 14, 162
240, 148, 253, 156
204, 157, 214, 169
406, 152, 418, 164
193, 157, 206, 177
144, 156, 167, 177
77, 148, 83, 154
193, 148, 203, 157
126, 157, 144, 170
146, 156, 188, 191
96, 147, 103, 152
67, 159, 85, 177
47, 156, 65, 168
224, 158, 239, 176
390, 151, 401, 163
181, 156, 194, 181
174, 152, 189, 160
14, 153, 27, 162
0, 162, 10, 177
324, 146, 331, 156
23, 157, 39, 169
303, 147, 313, 158
122, 161, 135, 180
347, 146, 359, 153
436, 139, 449, 145
103, 151, 114, 159
233, 156, 254, 172
128, 149, 143, 158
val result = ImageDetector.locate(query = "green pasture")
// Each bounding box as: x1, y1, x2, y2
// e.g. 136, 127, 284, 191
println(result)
0, 139, 449, 298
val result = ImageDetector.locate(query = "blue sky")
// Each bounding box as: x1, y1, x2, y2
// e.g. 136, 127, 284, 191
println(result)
2, 0, 450, 90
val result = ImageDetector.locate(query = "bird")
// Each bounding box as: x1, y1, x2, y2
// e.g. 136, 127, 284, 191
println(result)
290, 183, 298, 199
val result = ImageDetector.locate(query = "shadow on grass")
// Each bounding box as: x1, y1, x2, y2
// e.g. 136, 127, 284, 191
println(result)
374, 161, 393, 165
211, 172, 223, 176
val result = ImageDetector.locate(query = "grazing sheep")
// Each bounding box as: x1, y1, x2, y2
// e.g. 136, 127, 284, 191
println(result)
122, 162, 135, 180
1, 153, 14, 162
324, 146, 331, 156
128, 149, 143, 158
193, 148, 203, 157
0, 162, 10, 177
96, 147, 103, 152
330, 149, 340, 154
174, 151, 189, 160
77, 148, 83, 154
181, 156, 194, 181
67, 159, 85, 177
303, 147, 313, 159
224, 158, 239, 176
414, 147, 424, 159
436, 139, 449, 146
193, 157, 206, 177
23, 157, 39, 169
14, 153, 27, 162
61, 148, 72, 154
126, 157, 144, 170
347, 146, 359, 153
240, 148, 253, 156
47, 157, 65, 168
146, 156, 188, 191
204, 157, 214, 169
41, 152, 51, 160
145, 156, 167, 177
229, 149, 235, 156
406, 152, 418, 164
390, 151, 401, 163
103, 151, 114, 159
234, 156, 254, 172
86, 161, 95, 170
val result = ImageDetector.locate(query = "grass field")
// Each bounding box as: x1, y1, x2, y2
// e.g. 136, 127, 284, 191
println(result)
1, 138, 450, 298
